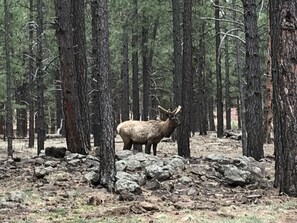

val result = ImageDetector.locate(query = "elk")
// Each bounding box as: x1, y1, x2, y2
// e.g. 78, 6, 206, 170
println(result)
116, 105, 182, 155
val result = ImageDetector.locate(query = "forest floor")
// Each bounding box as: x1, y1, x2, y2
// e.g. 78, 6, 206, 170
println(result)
0, 133, 297, 223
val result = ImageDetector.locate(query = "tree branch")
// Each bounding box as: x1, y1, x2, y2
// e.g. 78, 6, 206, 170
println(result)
200, 17, 244, 27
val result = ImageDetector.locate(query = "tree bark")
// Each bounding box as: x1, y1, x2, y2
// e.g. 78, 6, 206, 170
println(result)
208, 72, 216, 131
97, 0, 116, 191
120, 23, 130, 122
224, 30, 231, 130
197, 21, 207, 135
16, 83, 28, 138
243, 0, 264, 160
132, 0, 140, 121
36, 0, 46, 154
142, 15, 149, 121
28, 0, 35, 148
4, 0, 13, 158
271, 0, 297, 196
214, 0, 224, 137
55, 0, 90, 155
55, 68, 64, 135
72, 0, 91, 148
91, 0, 101, 146
177, 0, 192, 158
263, 18, 273, 144
171, 0, 182, 141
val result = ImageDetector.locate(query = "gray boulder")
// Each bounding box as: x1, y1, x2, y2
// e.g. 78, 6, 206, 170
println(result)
116, 160, 127, 171
83, 171, 100, 185
115, 150, 133, 160
115, 179, 142, 195
35, 166, 47, 178
145, 164, 172, 181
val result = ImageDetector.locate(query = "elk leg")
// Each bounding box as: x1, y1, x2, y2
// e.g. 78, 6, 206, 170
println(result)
145, 143, 151, 154
124, 140, 133, 150
153, 144, 157, 156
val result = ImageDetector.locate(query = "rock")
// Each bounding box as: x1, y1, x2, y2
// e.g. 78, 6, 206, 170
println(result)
125, 159, 142, 171
179, 176, 192, 184
4, 159, 15, 166
205, 154, 232, 164
45, 146, 67, 158
44, 166, 55, 173
38, 151, 47, 159
145, 164, 172, 181
35, 166, 47, 179
115, 150, 133, 160
115, 179, 142, 195
219, 164, 251, 186
130, 153, 149, 162
68, 159, 81, 166
145, 179, 161, 190
65, 153, 86, 161
83, 171, 100, 185
187, 187, 198, 196
116, 171, 139, 183
168, 157, 185, 169
44, 160, 59, 167
35, 157, 45, 165
138, 173, 147, 186
116, 160, 127, 171
85, 156, 100, 167
5, 191, 27, 203
145, 164, 163, 179
143, 156, 164, 167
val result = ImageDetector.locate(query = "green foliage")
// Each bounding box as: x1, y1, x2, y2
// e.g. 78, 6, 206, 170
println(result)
0, 0, 269, 130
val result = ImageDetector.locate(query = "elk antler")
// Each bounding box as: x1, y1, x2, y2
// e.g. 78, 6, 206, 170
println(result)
174, 105, 182, 115
158, 105, 182, 116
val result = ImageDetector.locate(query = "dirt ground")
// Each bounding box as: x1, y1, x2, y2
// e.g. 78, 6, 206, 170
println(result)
0, 133, 297, 223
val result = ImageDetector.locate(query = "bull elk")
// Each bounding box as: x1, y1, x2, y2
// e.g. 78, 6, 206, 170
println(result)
116, 105, 182, 155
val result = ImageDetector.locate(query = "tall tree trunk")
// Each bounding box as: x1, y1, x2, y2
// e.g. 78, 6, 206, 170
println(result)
36, 0, 46, 154
208, 72, 216, 131
16, 83, 28, 138
28, 0, 35, 148
171, 0, 182, 141
271, 0, 297, 195
55, 0, 90, 155
177, 0, 192, 158
214, 0, 224, 137
4, 0, 13, 158
55, 68, 64, 135
263, 18, 273, 144
148, 16, 159, 120
72, 0, 91, 148
224, 31, 231, 130
91, 0, 100, 146
132, 0, 140, 121
232, 0, 242, 130
130, 1, 141, 153
243, 0, 264, 160
197, 21, 207, 135
97, 0, 116, 191
141, 15, 149, 121
120, 23, 130, 122
172, 0, 182, 107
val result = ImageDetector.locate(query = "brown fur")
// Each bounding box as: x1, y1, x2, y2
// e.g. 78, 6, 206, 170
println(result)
117, 106, 181, 155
